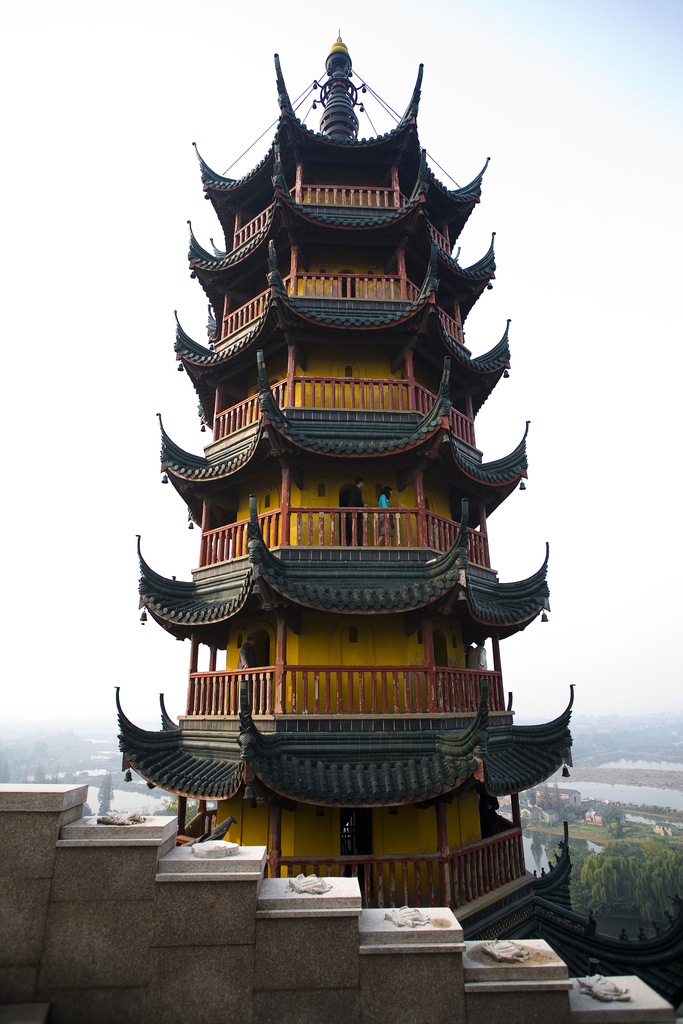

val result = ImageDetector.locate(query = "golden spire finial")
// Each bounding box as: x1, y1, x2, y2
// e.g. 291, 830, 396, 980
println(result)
329, 34, 349, 57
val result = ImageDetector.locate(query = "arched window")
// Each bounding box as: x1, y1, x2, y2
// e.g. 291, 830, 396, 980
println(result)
318, 483, 326, 497
348, 625, 358, 644
263, 493, 271, 508
451, 632, 458, 649
236, 632, 243, 648
345, 364, 353, 378
417, 628, 423, 645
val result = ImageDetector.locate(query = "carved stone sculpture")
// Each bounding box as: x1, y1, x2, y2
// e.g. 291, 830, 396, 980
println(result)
578, 976, 631, 1002
481, 940, 530, 962
286, 873, 333, 894
96, 813, 147, 826
384, 906, 430, 928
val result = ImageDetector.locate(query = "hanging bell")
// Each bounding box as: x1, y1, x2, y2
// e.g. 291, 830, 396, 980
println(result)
177, 363, 184, 372
562, 765, 570, 778
359, 104, 365, 112
243, 785, 254, 801
161, 474, 169, 485
140, 610, 148, 624
362, 85, 367, 94
519, 480, 526, 491
200, 424, 206, 432
312, 101, 317, 110
124, 769, 132, 783
503, 369, 510, 378
188, 521, 194, 530
541, 611, 548, 623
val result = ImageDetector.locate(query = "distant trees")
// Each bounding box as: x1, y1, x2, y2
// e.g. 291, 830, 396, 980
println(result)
0, 756, 8, 783
97, 773, 114, 816
572, 839, 683, 921
34, 765, 46, 783
602, 805, 625, 838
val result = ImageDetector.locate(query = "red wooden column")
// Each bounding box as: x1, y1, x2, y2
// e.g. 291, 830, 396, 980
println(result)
280, 462, 291, 547
269, 802, 282, 878
286, 343, 296, 407
295, 161, 303, 203
275, 615, 287, 715
391, 164, 400, 205
423, 617, 436, 712
186, 633, 200, 715
177, 795, 187, 836
289, 243, 299, 297
452, 300, 463, 344
212, 387, 222, 441
397, 246, 407, 300
511, 792, 521, 828
233, 210, 242, 249
436, 798, 452, 907
209, 646, 217, 672
200, 500, 211, 567
414, 469, 427, 548
491, 632, 502, 673
404, 347, 415, 411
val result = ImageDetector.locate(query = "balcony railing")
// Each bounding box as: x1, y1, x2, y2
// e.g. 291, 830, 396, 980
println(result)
212, 377, 475, 446
438, 308, 465, 346
287, 272, 419, 303
428, 222, 450, 253
272, 824, 525, 912
293, 184, 406, 209
200, 508, 489, 566
187, 666, 504, 717
233, 208, 271, 250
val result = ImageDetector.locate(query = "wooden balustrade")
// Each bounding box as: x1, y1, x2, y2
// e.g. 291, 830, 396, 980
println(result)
288, 273, 419, 303
438, 308, 464, 346
200, 507, 489, 567
233, 208, 271, 250
291, 376, 414, 412
294, 185, 406, 209
273, 825, 525, 911
187, 666, 503, 717
221, 286, 272, 340
213, 383, 286, 440
428, 222, 450, 252
450, 407, 476, 447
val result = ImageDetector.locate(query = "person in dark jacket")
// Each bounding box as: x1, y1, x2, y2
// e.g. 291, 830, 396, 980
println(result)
238, 633, 257, 669
346, 477, 365, 545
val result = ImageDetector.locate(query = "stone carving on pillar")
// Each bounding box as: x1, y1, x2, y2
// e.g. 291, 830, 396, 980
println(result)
191, 840, 239, 859
384, 906, 430, 928
287, 873, 333, 894
578, 977, 631, 1002
96, 812, 147, 825
480, 940, 530, 962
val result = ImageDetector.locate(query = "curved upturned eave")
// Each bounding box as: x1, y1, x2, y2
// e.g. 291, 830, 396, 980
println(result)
452, 422, 529, 486
428, 157, 490, 208
137, 538, 253, 638
466, 544, 550, 631
193, 138, 278, 195
187, 208, 276, 272
159, 415, 263, 496
279, 186, 425, 233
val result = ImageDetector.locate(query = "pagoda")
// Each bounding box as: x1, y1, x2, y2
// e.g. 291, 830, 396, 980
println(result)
119, 38, 573, 916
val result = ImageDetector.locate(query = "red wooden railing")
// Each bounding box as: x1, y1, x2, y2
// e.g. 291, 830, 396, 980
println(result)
186, 667, 504, 717
213, 383, 286, 440
294, 185, 406, 209
199, 508, 490, 566
273, 824, 525, 912
287, 273, 419, 303
212, 377, 475, 447
428, 222, 450, 252
222, 286, 272, 340
438, 308, 464, 346
233, 208, 272, 250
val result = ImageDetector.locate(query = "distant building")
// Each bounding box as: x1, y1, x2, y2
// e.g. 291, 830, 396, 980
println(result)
556, 788, 581, 806
585, 809, 603, 825
653, 824, 674, 837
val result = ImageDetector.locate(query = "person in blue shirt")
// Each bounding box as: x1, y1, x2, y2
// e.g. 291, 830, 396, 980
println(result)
378, 486, 394, 544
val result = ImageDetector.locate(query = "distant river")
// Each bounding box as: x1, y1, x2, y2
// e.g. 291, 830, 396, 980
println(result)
572, 781, 683, 810
599, 759, 683, 771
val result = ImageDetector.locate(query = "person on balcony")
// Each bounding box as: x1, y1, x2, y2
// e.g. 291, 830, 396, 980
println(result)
346, 477, 365, 545
466, 643, 487, 670
378, 486, 395, 544
238, 633, 257, 669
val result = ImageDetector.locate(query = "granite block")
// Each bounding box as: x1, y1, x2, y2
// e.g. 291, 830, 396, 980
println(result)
0, 880, 52, 967
0, 1005, 50, 1024
568, 977, 676, 1022
464, 985, 571, 1024
0, 810, 81, 880
359, 907, 463, 946
152, 878, 258, 946
254, 916, 359, 991
59, 815, 176, 844
156, 844, 266, 883
360, 950, 466, 1024
463, 939, 568, 982
0, 785, 87, 813
257, 876, 361, 913
253, 987, 360, 1024
51, 844, 162, 902
146, 945, 254, 1024
0, 966, 37, 1004
46, 988, 147, 1024
38, 899, 152, 990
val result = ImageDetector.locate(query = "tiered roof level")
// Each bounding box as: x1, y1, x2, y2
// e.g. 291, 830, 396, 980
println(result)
121, 38, 572, 916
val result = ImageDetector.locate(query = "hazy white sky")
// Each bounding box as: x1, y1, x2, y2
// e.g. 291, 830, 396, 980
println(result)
1, 0, 681, 725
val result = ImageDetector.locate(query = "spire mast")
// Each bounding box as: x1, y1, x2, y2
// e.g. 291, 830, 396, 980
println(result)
319, 36, 359, 141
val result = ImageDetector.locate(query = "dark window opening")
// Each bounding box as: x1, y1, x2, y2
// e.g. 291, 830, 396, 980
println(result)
236, 632, 243, 648
348, 625, 358, 644
345, 364, 353, 378
263, 493, 271, 508
433, 629, 448, 668
452, 632, 458, 649
318, 483, 326, 497
417, 628, 424, 645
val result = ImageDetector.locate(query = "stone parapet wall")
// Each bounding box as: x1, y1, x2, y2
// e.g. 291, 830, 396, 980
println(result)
0, 787, 674, 1024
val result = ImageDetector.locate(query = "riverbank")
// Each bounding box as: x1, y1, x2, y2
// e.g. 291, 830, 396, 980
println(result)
568, 767, 683, 790
525, 820, 683, 844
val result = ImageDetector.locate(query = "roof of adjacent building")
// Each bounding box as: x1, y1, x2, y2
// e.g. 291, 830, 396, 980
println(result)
117, 680, 572, 805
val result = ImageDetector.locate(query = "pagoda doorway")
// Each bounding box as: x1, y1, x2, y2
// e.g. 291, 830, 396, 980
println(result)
252, 627, 271, 667
340, 808, 372, 862
433, 629, 448, 669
